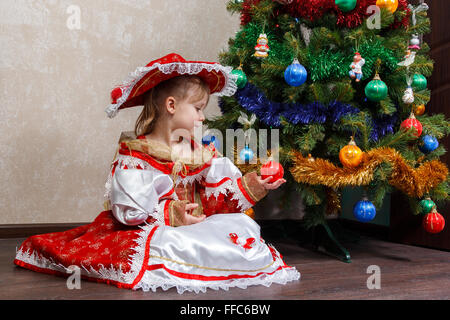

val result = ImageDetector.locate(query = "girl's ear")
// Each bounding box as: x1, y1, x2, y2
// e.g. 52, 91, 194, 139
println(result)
165, 96, 176, 115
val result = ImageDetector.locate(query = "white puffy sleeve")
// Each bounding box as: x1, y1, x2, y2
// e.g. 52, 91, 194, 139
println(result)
110, 168, 174, 226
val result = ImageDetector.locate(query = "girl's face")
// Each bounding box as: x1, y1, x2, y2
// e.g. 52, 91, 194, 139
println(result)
171, 87, 208, 138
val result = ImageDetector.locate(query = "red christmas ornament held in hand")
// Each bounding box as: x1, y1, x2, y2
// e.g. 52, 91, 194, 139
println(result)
423, 206, 445, 234
260, 160, 284, 183
400, 112, 422, 138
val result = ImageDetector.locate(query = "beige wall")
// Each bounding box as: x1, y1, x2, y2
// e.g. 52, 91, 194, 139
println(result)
0, 0, 242, 224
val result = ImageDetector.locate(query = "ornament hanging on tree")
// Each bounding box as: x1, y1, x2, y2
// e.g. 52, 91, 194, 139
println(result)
353, 197, 377, 222
423, 206, 445, 234
244, 208, 255, 219
419, 197, 436, 215
260, 160, 284, 183
412, 73, 427, 91
339, 136, 363, 168
407, 3, 429, 51
414, 103, 425, 116
335, 0, 357, 12
240, 145, 254, 162
408, 34, 421, 50
397, 49, 416, 68
402, 74, 414, 105
376, 0, 399, 13
284, 58, 308, 87
307, 154, 315, 162
254, 33, 270, 59
349, 52, 365, 82
231, 66, 248, 89
237, 111, 257, 163
400, 112, 423, 138
419, 135, 439, 154
402, 86, 414, 105
365, 73, 388, 102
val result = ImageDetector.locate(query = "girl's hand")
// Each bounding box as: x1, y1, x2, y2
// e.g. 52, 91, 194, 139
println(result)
183, 203, 206, 225
257, 176, 286, 190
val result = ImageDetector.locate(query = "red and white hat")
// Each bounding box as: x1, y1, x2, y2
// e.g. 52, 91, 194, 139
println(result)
105, 53, 238, 118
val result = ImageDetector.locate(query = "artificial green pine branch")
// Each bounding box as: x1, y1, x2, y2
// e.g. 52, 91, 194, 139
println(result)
420, 113, 450, 139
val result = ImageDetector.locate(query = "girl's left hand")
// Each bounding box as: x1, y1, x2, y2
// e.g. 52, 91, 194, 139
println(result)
257, 176, 286, 190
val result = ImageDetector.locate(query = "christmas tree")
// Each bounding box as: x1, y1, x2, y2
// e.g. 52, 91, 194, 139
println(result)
205, 0, 449, 256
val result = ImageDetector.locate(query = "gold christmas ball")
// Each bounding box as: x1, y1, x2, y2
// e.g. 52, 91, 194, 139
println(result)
376, 0, 398, 13
414, 104, 426, 116
244, 208, 255, 219
339, 136, 363, 168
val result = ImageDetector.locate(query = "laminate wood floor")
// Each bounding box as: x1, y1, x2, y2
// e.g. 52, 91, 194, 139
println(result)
1, 235, 449, 300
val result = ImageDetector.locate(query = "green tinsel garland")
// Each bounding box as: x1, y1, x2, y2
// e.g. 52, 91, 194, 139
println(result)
307, 38, 400, 82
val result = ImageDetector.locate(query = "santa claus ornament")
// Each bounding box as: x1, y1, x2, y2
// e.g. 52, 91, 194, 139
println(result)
349, 52, 365, 82
254, 33, 270, 59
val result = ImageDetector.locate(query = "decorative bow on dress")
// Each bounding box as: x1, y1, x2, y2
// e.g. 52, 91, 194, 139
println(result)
229, 233, 256, 250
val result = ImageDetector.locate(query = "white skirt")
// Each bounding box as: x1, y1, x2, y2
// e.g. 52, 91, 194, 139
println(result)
133, 213, 300, 294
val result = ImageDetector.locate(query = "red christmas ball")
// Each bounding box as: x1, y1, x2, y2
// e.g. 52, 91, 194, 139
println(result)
400, 112, 423, 138
423, 209, 445, 234
260, 161, 284, 183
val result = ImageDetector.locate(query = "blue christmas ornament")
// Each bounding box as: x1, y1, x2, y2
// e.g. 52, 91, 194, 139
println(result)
239, 145, 254, 162
202, 135, 220, 150
419, 135, 439, 154
353, 198, 376, 222
284, 59, 307, 87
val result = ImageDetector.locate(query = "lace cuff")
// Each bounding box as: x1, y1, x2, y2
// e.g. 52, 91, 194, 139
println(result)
169, 200, 190, 227
241, 171, 268, 203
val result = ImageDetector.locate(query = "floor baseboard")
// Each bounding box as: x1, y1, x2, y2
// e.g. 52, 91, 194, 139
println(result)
0, 223, 87, 239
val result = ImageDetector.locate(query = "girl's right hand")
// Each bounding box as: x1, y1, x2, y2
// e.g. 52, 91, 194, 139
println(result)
183, 203, 206, 225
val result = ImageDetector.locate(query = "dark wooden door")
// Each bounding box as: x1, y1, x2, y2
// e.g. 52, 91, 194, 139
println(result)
390, 0, 450, 250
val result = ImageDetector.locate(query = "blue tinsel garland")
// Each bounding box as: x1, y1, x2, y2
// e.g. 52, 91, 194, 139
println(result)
218, 82, 398, 142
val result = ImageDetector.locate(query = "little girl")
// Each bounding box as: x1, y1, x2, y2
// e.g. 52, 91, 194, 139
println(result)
14, 53, 300, 293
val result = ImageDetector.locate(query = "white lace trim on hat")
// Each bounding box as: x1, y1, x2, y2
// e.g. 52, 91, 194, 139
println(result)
105, 62, 238, 118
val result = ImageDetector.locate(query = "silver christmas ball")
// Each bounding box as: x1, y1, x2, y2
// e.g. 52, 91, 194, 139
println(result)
410, 35, 420, 46
402, 87, 414, 104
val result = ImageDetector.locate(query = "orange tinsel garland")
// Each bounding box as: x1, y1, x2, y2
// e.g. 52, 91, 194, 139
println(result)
289, 147, 448, 199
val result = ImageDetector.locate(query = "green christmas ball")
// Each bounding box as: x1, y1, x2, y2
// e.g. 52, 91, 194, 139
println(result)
335, 0, 357, 12
412, 74, 427, 91
365, 74, 388, 102
419, 198, 436, 215
231, 68, 248, 89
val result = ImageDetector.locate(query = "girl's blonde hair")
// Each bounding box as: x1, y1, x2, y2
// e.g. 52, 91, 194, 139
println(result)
134, 75, 210, 137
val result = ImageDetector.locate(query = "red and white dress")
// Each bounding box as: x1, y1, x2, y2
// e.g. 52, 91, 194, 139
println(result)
14, 135, 300, 293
